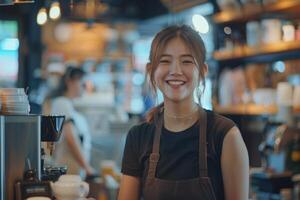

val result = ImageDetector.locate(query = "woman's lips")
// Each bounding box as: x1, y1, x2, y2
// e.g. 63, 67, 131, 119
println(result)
166, 80, 186, 88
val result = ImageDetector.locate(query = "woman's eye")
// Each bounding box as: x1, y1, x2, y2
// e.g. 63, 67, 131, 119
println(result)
182, 60, 193, 64
160, 60, 170, 63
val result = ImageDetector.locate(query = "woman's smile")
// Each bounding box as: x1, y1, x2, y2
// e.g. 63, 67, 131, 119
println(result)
165, 79, 187, 90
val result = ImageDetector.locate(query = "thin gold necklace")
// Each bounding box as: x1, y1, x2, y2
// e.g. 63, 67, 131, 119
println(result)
164, 106, 199, 120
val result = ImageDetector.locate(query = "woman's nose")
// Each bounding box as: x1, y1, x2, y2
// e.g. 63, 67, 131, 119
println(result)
169, 60, 183, 75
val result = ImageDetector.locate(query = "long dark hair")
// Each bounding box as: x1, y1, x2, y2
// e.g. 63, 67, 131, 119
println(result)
48, 66, 85, 99
145, 25, 207, 123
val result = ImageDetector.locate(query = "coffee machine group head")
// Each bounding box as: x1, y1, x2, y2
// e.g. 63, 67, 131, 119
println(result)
40, 115, 68, 182
41, 115, 65, 155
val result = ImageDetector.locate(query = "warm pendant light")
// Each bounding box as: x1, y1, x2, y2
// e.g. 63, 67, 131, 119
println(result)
37, 7, 48, 25
49, 1, 61, 20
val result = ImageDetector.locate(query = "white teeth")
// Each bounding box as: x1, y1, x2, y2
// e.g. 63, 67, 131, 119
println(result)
167, 80, 185, 85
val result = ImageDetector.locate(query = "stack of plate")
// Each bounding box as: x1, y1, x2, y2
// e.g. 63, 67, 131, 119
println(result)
0, 88, 30, 115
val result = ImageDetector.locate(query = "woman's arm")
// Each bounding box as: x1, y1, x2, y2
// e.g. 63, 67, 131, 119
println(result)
63, 122, 94, 175
221, 126, 249, 200
118, 174, 141, 200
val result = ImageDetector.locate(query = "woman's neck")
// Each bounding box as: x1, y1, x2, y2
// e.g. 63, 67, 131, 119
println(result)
163, 100, 199, 132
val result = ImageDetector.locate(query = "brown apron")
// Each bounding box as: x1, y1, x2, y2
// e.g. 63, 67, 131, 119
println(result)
143, 108, 217, 200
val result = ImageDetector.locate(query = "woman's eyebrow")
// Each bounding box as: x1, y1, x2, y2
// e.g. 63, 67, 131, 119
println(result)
160, 54, 194, 58
160, 54, 172, 58
180, 54, 194, 58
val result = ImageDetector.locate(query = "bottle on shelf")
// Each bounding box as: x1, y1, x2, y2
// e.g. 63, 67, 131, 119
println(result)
246, 21, 261, 46
282, 21, 295, 42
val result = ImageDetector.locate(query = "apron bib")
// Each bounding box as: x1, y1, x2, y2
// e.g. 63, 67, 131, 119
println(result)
143, 108, 217, 200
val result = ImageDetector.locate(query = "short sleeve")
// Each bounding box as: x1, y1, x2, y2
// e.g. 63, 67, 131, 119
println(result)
213, 113, 236, 157
121, 126, 142, 177
51, 97, 74, 121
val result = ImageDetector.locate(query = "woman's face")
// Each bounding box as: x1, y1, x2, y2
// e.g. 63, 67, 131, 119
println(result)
154, 37, 200, 103
67, 77, 84, 98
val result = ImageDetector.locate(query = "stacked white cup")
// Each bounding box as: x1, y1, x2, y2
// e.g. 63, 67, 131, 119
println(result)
0, 88, 30, 115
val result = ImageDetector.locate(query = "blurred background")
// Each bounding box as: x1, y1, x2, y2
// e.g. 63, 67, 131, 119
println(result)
1, 0, 300, 199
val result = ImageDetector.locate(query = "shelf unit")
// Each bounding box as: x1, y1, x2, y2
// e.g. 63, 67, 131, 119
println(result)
213, 40, 300, 62
213, 1, 300, 24
212, 0, 300, 65
212, 1, 300, 115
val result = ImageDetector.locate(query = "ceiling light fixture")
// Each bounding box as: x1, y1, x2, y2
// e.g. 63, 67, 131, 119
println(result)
49, 1, 61, 20
37, 8, 48, 25
192, 14, 209, 34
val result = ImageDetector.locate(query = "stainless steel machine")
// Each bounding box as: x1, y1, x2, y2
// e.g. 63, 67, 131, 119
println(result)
0, 115, 41, 200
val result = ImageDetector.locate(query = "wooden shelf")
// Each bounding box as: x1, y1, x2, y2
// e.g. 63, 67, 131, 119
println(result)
161, 0, 208, 13
213, 1, 300, 24
214, 104, 300, 115
213, 40, 300, 62
214, 104, 278, 115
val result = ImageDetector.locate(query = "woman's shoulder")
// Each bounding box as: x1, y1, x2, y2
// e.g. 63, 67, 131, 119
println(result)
206, 110, 236, 133
128, 121, 155, 136
126, 121, 155, 143
205, 110, 237, 157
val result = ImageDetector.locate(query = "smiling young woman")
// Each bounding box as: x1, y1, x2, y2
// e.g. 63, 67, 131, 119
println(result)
118, 25, 249, 200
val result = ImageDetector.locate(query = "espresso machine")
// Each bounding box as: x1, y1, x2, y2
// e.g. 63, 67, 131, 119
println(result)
0, 115, 66, 200
0, 115, 41, 200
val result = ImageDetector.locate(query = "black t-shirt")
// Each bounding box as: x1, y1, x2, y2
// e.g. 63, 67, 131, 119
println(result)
121, 110, 236, 200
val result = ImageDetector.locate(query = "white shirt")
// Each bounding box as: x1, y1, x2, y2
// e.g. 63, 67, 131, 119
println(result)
51, 96, 91, 175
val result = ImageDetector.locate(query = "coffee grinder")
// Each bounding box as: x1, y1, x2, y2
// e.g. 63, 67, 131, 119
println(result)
40, 115, 67, 181
252, 116, 300, 198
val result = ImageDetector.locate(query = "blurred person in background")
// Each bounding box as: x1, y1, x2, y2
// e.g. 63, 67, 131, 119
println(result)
30, 62, 65, 114
44, 66, 95, 177
40, 62, 66, 114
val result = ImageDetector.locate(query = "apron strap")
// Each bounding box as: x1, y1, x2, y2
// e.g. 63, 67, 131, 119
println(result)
148, 110, 163, 179
199, 108, 208, 177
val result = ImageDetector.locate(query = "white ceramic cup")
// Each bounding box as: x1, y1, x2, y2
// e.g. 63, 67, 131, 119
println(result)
0, 88, 25, 96
51, 174, 89, 200
26, 197, 51, 200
